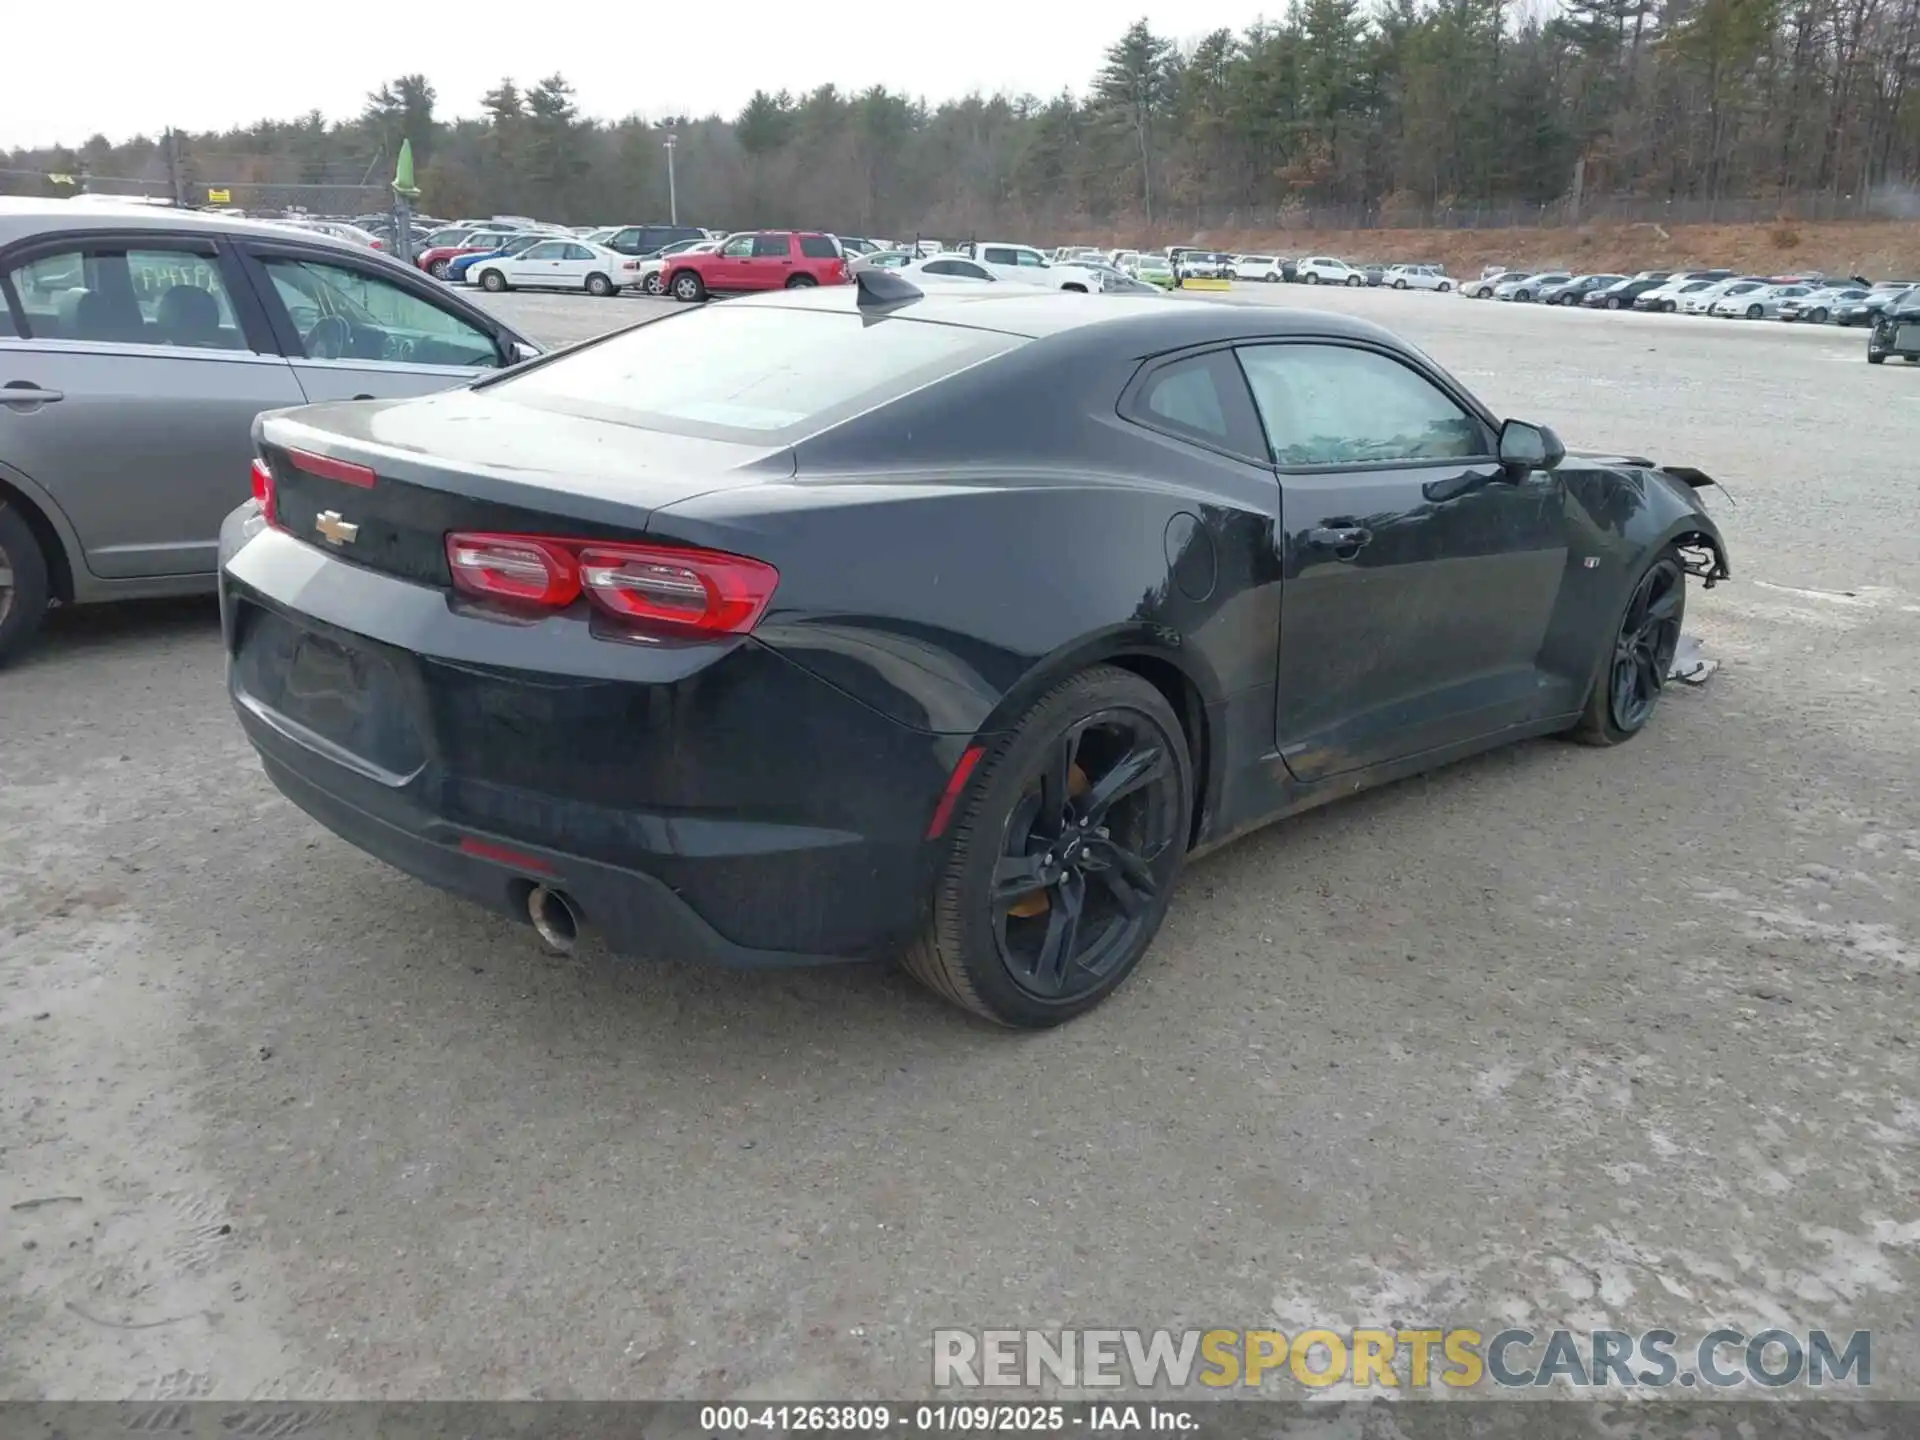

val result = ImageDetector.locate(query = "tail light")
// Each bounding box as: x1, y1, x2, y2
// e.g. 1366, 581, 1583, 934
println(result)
447, 535, 581, 607
445, 533, 778, 636
250, 457, 280, 528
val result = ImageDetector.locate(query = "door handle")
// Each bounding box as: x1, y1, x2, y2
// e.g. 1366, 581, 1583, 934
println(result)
1, 382, 64, 406
1307, 525, 1372, 551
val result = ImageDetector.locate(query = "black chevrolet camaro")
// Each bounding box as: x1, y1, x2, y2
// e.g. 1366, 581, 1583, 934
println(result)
220, 272, 1731, 1027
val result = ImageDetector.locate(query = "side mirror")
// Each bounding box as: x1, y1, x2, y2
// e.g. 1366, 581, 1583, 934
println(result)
1497, 419, 1565, 477
510, 340, 540, 364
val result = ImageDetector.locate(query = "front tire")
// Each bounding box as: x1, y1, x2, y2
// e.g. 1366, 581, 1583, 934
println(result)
1569, 547, 1686, 747
1394, 278, 1408, 290
671, 271, 707, 302
479, 270, 507, 293
1746, 304, 1763, 319
1868, 350, 1886, 364
0, 504, 51, 667
903, 667, 1192, 1027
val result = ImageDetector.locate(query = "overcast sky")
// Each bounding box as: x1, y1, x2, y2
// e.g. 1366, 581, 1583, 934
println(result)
4, 2, 1281, 151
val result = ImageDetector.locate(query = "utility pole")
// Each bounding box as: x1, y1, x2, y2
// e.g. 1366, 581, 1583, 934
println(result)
663, 132, 678, 224
165, 128, 186, 207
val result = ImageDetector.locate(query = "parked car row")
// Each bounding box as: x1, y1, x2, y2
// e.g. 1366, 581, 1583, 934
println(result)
1460, 265, 1916, 327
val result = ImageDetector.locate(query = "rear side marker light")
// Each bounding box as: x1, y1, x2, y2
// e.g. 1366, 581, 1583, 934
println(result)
287, 449, 377, 488
445, 533, 779, 635
926, 744, 986, 840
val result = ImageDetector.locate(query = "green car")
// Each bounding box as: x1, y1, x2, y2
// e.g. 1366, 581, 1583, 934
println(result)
1133, 256, 1176, 289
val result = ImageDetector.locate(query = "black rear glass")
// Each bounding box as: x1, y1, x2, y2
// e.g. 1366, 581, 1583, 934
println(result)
485, 304, 1022, 444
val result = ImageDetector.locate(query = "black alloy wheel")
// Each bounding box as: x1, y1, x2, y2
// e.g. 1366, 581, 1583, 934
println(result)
905, 667, 1192, 1027
1571, 547, 1686, 745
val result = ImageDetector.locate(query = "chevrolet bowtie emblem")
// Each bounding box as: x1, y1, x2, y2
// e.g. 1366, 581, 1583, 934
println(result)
314, 511, 358, 546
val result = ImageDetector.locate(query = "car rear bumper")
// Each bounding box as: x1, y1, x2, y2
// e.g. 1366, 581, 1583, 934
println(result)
221, 524, 955, 967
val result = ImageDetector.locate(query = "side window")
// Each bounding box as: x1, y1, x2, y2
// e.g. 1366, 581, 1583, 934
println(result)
721, 235, 755, 258
0, 288, 17, 338
752, 233, 791, 258
956, 261, 992, 280
612, 229, 641, 250
982, 247, 1018, 266
1014, 249, 1047, 268
564, 244, 594, 261
5, 245, 248, 350
922, 260, 961, 276
522, 241, 565, 260
798, 235, 839, 259
1121, 352, 1266, 462
1236, 344, 1486, 467
260, 256, 501, 369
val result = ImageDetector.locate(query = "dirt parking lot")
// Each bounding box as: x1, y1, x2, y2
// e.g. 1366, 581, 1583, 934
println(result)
3, 284, 1916, 1401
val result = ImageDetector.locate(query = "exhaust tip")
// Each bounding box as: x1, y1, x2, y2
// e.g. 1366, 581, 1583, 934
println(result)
527, 884, 580, 955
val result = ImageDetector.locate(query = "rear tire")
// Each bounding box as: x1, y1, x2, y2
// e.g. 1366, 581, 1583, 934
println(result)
1347, 274, 1363, 287
1568, 546, 1686, 747
671, 271, 706, 302
785, 274, 818, 289
586, 272, 614, 297
903, 667, 1192, 1028
0, 504, 51, 668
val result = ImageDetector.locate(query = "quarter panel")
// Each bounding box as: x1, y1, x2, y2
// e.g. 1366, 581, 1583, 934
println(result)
651, 476, 1282, 738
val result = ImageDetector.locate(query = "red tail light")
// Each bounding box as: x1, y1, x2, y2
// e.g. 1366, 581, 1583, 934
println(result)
447, 535, 581, 607
445, 534, 778, 635
250, 458, 280, 528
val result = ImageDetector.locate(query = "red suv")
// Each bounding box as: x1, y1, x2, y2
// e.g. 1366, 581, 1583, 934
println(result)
664, 231, 848, 301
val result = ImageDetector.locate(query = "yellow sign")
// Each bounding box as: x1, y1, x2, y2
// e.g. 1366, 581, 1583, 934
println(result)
207, 188, 231, 205
1180, 277, 1232, 291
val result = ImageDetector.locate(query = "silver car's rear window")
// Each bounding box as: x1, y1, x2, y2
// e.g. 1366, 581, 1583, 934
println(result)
486, 303, 1022, 444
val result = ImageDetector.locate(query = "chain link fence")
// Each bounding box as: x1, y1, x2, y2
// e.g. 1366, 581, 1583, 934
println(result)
1167, 189, 1913, 232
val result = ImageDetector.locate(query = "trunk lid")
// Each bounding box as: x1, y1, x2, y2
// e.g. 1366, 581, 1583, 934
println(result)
257, 390, 793, 590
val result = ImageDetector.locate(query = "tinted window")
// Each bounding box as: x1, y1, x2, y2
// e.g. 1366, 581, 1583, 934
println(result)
982, 247, 1018, 265
752, 233, 791, 259
487, 306, 1020, 444
1237, 344, 1485, 467
262, 257, 500, 368
798, 235, 840, 259
1137, 358, 1232, 443
6, 245, 248, 350
922, 259, 991, 279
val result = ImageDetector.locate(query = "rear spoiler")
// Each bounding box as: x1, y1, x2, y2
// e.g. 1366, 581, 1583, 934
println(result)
1660, 465, 1716, 490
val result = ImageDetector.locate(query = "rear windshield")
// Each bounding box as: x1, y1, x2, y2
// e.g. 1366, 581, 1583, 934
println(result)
798, 235, 841, 259
483, 303, 1022, 444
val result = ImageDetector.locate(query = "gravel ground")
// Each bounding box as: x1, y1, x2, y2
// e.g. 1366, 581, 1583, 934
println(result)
3, 284, 1915, 1403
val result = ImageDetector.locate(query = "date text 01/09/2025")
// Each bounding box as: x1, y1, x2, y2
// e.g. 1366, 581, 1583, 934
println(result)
698, 1405, 1201, 1433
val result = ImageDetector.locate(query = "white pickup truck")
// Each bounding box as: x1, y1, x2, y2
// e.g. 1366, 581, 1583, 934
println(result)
959, 242, 1105, 292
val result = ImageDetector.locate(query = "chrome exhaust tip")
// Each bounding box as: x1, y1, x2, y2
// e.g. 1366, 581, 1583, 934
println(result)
527, 884, 580, 955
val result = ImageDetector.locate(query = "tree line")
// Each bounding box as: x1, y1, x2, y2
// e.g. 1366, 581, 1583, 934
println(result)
7, 1, 1919, 239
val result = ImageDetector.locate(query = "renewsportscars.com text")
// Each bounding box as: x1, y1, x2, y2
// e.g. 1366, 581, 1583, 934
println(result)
932, 1327, 1871, 1391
